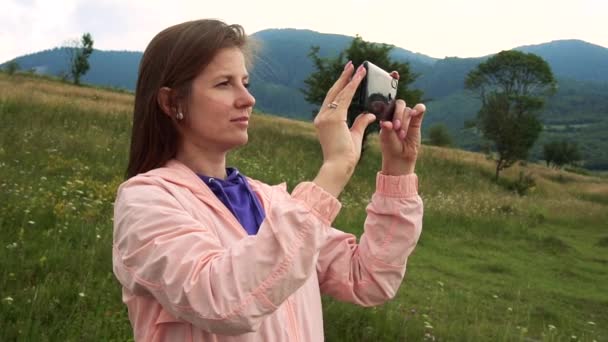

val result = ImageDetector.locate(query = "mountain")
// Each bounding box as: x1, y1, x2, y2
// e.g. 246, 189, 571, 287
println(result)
3, 47, 141, 90
516, 39, 608, 84
248, 29, 436, 118
3, 30, 608, 168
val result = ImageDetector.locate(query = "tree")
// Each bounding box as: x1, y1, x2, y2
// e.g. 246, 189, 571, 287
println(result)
543, 140, 582, 168
465, 50, 556, 180
3, 60, 20, 75
67, 33, 94, 85
302, 36, 423, 151
427, 123, 452, 147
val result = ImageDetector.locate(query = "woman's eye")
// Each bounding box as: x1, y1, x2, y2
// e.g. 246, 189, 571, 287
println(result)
216, 81, 230, 87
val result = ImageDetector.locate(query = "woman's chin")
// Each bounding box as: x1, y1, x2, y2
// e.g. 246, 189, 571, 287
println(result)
227, 134, 248, 150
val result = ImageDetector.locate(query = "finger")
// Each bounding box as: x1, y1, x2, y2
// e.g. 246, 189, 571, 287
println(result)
392, 100, 406, 131
399, 107, 413, 140
322, 61, 354, 107
333, 64, 366, 106
408, 103, 426, 117
381, 121, 393, 130
380, 119, 401, 147
390, 71, 400, 80
350, 113, 377, 137
408, 103, 426, 129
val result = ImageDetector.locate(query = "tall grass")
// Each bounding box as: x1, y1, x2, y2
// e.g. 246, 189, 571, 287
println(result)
1, 73, 606, 341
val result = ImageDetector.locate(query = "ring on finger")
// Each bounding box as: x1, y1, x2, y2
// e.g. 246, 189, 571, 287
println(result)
327, 101, 339, 109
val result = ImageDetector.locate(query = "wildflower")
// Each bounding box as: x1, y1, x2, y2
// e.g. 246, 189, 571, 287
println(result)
492, 294, 499, 299
548, 324, 556, 330
3, 296, 13, 304
571, 335, 577, 340
96, 234, 101, 239
40, 176, 47, 181
6, 242, 18, 249
28, 221, 35, 225
587, 321, 595, 326
424, 321, 433, 329
437, 281, 444, 287
507, 307, 513, 312
79, 292, 85, 297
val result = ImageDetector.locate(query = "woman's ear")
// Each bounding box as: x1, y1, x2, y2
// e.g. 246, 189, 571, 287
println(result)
157, 87, 176, 118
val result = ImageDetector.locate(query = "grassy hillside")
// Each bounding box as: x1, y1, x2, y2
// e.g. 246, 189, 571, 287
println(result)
1, 73, 606, 341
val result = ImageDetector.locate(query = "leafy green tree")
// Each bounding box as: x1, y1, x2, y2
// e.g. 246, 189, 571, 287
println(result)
302, 36, 423, 150
68, 33, 94, 85
3, 60, 20, 75
427, 123, 452, 147
543, 140, 582, 168
465, 50, 556, 180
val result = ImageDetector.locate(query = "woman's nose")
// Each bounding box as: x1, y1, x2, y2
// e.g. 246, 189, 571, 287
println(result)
236, 87, 256, 108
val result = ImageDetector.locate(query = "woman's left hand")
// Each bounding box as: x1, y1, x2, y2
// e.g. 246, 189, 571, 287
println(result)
379, 95, 426, 175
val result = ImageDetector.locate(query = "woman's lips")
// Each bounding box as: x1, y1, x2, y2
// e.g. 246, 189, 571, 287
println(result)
231, 117, 249, 127
230, 116, 249, 122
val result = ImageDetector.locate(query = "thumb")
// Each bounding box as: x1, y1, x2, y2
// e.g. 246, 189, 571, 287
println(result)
350, 113, 376, 136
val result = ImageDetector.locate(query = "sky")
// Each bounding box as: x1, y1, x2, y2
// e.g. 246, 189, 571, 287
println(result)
2, 0, 607, 63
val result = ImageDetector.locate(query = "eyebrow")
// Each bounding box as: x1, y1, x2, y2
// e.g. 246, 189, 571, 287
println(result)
213, 74, 249, 81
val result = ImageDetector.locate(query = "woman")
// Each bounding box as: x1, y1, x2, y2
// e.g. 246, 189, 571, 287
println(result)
113, 19, 425, 341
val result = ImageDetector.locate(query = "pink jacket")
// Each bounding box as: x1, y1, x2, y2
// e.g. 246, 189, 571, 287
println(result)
112, 160, 423, 341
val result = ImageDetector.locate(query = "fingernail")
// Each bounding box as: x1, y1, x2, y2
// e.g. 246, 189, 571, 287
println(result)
356, 64, 364, 73
344, 60, 352, 71
410, 110, 417, 116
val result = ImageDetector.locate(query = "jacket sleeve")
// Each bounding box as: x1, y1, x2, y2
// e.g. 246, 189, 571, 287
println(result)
316, 172, 423, 306
112, 178, 341, 335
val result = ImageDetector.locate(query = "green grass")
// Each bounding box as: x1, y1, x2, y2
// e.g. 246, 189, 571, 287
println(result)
1, 73, 607, 341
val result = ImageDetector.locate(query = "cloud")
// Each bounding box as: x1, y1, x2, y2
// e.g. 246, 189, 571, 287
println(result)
70, 1, 131, 37
1, 0, 80, 62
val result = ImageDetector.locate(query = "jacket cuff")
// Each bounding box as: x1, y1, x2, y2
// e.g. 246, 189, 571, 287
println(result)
291, 182, 342, 224
376, 172, 419, 197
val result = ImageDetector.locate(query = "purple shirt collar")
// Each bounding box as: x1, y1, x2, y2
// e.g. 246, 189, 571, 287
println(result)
198, 168, 265, 235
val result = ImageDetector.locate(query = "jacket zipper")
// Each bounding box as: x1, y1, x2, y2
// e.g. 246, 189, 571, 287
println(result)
286, 298, 300, 342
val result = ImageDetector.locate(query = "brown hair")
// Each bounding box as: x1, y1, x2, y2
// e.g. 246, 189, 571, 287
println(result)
126, 19, 251, 179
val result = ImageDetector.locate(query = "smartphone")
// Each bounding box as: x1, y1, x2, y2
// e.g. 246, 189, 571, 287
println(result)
357, 61, 398, 121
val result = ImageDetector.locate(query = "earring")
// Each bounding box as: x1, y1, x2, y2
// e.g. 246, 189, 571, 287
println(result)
176, 112, 184, 120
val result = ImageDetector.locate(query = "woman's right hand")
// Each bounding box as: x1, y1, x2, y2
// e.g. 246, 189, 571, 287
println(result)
312, 62, 377, 197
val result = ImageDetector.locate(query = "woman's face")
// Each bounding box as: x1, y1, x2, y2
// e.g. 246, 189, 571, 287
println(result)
180, 47, 255, 154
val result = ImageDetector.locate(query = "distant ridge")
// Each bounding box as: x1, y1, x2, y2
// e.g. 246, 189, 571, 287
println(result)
3, 30, 608, 169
